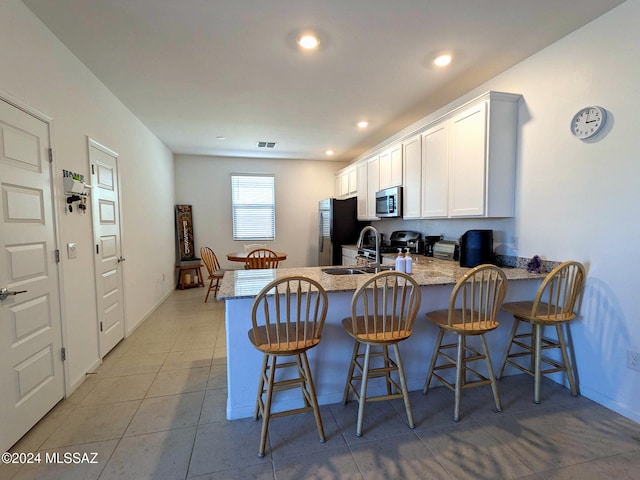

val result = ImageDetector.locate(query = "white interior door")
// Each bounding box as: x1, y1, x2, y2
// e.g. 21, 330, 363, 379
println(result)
89, 139, 125, 358
0, 98, 65, 452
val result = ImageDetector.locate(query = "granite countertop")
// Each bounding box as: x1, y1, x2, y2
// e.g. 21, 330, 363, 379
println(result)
217, 258, 545, 300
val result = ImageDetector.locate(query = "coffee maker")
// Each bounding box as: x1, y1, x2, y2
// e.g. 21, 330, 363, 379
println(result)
423, 235, 443, 257
459, 229, 494, 267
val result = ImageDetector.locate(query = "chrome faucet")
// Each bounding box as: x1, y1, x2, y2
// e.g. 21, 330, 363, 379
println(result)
356, 225, 380, 270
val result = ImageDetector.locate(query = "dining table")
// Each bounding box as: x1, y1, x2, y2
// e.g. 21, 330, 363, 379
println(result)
226, 251, 287, 263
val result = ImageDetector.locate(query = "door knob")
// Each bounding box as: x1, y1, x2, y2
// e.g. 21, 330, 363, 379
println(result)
0, 287, 27, 301
117, 257, 126, 263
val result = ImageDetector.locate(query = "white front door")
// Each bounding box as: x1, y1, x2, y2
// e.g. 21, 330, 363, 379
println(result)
0, 98, 65, 452
89, 139, 125, 358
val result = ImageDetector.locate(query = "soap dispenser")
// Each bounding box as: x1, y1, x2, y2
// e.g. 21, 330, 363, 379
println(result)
404, 248, 413, 274
395, 248, 405, 273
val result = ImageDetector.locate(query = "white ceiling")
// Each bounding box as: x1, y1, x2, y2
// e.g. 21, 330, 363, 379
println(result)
23, 0, 625, 162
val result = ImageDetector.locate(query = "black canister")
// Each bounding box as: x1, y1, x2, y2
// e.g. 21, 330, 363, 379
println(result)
459, 230, 494, 267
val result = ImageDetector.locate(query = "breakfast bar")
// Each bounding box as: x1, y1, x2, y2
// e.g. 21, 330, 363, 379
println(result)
217, 259, 546, 420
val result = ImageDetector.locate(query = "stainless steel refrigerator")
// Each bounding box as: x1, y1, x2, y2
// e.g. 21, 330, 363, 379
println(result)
318, 197, 365, 266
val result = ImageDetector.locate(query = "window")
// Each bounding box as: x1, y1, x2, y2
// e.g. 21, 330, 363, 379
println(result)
231, 174, 275, 240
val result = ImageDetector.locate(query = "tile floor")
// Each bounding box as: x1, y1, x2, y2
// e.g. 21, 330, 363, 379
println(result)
2, 287, 640, 480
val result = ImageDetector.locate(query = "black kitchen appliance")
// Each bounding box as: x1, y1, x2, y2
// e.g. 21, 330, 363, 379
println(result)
423, 235, 443, 257
318, 197, 367, 266
459, 229, 494, 267
358, 230, 421, 263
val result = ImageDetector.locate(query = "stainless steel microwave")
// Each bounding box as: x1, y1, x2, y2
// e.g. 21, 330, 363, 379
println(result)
375, 186, 402, 218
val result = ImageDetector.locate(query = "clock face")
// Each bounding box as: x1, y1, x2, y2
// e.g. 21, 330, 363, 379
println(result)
571, 106, 607, 139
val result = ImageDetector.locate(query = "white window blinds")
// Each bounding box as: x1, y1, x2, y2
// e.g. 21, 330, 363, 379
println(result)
231, 174, 275, 241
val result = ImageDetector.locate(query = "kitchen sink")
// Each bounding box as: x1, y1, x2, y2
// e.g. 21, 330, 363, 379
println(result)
321, 268, 365, 275
321, 266, 395, 275
359, 265, 395, 274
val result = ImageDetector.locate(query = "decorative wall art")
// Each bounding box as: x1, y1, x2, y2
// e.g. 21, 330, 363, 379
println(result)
175, 204, 199, 264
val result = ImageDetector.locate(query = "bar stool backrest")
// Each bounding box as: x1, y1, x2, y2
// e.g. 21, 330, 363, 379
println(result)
250, 276, 328, 351
530, 261, 585, 321
349, 271, 421, 338
448, 264, 507, 329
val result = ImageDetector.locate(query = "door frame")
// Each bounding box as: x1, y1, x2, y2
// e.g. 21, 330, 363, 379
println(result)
0, 87, 70, 394
87, 137, 128, 349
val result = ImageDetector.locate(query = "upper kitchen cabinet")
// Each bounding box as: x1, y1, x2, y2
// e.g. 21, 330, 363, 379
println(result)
408, 91, 520, 218
335, 164, 357, 198
348, 165, 357, 195
378, 143, 402, 189
367, 156, 380, 219
402, 134, 422, 218
351, 90, 519, 219
448, 92, 520, 217
421, 122, 449, 218
356, 155, 379, 220
356, 160, 368, 219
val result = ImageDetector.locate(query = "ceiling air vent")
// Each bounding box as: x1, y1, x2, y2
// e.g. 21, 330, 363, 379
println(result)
257, 141, 277, 149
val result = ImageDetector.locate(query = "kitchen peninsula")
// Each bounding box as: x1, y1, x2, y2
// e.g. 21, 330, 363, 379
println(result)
218, 259, 546, 420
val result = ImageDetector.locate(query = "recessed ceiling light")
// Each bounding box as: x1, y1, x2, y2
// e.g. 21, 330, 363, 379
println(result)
215, 136, 226, 140
297, 34, 319, 50
433, 54, 452, 67
325, 149, 334, 156
357, 121, 369, 129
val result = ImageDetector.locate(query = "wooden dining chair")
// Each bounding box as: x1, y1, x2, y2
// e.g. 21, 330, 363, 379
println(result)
341, 271, 422, 436
497, 261, 586, 403
248, 276, 329, 457
423, 264, 507, 421
245, 248, 279, 269
200, 246, 225, 302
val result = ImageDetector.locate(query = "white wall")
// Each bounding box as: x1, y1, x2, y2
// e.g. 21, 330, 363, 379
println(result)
355, 1, 640, 422
174, 155, 341, 269
0, 1, 176, 392
489, 0, 640, 421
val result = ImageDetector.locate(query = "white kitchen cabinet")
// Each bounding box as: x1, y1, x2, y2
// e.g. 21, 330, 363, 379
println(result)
356, 160, 368, 219
335, 164, 357, 198
448, 102, 487, 216
350, 91, 518, 218
417, 91, 519, 218
339, 169, 349, 197
366, 156, 379, 219
402, 134, 422, 218
356, 155, 380, 220
379, 143, 402, 189
448, 94, 518, 217
347, 165, 357, 195
335, 168, 345, 197
421, 122, 449, 218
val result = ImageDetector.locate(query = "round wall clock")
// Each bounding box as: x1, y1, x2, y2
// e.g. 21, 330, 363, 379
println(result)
571, 106, 607, 140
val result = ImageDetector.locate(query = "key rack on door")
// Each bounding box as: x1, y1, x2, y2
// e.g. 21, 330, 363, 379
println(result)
62, 169, 91, 214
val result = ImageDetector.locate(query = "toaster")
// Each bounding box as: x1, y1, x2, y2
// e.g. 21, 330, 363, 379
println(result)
433, 240, 458, 261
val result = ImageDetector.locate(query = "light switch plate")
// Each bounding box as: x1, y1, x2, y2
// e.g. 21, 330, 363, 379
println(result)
67, 242, 77, 259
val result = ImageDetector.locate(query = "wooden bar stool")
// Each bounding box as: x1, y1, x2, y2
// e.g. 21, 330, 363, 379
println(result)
423, 264, 507, 422
341, 271, 421, 437
248, 276, 328, 457
497, 261, 586, 403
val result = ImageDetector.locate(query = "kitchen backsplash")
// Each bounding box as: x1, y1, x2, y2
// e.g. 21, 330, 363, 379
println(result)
366, 218, 560, 272
496, 254, 560, 273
